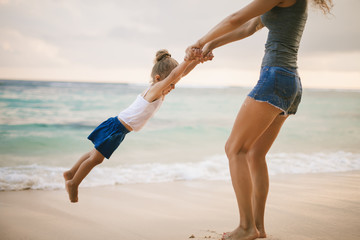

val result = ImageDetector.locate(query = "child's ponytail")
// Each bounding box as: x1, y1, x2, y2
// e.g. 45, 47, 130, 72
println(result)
150, 49, 179, 83
155, 49, 172, 63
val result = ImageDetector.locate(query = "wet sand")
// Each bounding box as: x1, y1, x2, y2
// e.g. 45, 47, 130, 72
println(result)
1, 171, 359, 240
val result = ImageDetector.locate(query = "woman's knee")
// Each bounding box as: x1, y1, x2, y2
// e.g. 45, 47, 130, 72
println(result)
224, 140, 233, 158
225, 140, 249, 160
247, 149, 266, 166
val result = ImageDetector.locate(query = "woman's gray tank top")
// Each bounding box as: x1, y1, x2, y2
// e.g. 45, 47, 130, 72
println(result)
261, 0, 308, 68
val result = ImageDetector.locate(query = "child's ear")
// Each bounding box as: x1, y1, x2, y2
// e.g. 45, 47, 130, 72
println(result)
155, 75, 161, 82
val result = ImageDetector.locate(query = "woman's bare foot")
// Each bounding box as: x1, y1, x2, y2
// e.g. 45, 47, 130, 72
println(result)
63, 170, 73, 181
65, 180, 78, 203
256, 227, 266, 238
222, 226, 259, 240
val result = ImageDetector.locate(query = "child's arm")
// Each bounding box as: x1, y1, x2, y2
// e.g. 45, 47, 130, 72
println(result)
144, 51, 213, 102
159, 51, 213, 89
144, 60, 194, 102
182, 60, 201, 78
182, 51, 214, 77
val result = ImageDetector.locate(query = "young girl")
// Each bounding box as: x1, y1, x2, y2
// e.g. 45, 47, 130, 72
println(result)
63, 49, 212, 203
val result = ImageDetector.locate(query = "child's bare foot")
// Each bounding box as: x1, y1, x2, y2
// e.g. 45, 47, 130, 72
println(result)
63, 170, 73, 181
65, 180, 78, 203
222, 226, 259, 240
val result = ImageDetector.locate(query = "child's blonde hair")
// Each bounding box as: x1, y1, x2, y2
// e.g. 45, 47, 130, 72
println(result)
150, 49, 179, 83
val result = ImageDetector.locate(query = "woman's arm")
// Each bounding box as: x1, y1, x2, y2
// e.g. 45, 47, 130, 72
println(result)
202, 17, 263, 56
186, 0, 281, 57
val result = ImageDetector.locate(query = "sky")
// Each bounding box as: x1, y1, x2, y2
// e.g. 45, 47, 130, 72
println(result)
0, 0, 359, 89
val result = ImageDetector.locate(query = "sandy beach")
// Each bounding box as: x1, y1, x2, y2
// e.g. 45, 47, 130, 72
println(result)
1, 171, 359, 240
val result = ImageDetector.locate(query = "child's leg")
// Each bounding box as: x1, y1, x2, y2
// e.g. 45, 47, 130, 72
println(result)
63, 151, 92, 181
65, 148, 105, 202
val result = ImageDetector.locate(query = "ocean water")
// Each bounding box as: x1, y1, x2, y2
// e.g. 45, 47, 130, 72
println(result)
0, 79, 359, 190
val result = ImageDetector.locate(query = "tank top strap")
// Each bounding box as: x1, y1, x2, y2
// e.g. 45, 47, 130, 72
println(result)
142, 86, 151, 97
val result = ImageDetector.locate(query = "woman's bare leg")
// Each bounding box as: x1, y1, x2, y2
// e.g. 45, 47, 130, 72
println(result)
224, 97, 282, 240
65, 149, 104, 202
63, 151, 92, 181
248, 115, 287, 238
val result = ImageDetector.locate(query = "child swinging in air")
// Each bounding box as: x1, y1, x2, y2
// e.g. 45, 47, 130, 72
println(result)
63, 49, 213, 202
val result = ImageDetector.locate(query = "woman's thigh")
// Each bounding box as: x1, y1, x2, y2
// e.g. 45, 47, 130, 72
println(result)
226, 97, 282, 154
248, 114, 287, 159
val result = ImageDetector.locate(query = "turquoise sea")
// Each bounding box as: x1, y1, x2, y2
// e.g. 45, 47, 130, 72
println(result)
1, 79, 360, 190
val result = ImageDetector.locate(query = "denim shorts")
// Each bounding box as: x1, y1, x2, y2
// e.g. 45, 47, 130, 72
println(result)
248, 66, 302, 115
88, 116, 130, 159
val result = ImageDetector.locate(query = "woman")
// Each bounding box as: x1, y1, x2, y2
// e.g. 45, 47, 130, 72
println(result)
185, 0, 332, 239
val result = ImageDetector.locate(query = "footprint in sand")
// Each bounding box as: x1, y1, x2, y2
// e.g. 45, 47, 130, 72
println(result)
188, 230, 223, 240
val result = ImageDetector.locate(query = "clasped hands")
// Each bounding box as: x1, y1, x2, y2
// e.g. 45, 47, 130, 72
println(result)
184, 43, 214, 63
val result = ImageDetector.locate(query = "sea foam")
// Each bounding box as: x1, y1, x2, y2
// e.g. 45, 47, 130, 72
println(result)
0, 151, 359, 191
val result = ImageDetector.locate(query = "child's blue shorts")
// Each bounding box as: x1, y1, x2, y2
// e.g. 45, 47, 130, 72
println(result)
248, 66, 302, 115
88, 116, 130, 159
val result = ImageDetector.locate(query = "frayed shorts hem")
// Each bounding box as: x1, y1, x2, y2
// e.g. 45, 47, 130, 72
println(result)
247, 96, 295, 116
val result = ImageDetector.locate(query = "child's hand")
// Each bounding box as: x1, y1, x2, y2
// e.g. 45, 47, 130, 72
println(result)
162, 83, 175, 96
185, 46, 202, 61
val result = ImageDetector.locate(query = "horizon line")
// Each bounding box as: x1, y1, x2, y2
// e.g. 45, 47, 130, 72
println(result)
1, 78, 360, 92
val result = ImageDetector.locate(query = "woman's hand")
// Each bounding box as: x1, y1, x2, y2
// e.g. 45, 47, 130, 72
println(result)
201, 42, 214, 59
201, 51, 214, 63
185, 41, 203, 61
185, 44, 214, 63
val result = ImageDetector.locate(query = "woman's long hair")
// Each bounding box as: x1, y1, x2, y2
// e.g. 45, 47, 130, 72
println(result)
312, 0, 333, 14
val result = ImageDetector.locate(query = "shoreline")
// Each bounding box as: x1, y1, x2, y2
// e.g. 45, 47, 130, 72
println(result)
2, 79, 360, 92
1, 171, 359, 240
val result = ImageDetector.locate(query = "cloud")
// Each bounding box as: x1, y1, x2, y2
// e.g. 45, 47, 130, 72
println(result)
299, 51, 360, 71
302, 0, 360, 53
0, 28, 67, 67
108, 24, 160, 42
0, 0, 359, 88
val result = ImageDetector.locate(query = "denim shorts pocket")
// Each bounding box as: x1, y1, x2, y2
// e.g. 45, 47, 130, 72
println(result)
274, 69, 297, 100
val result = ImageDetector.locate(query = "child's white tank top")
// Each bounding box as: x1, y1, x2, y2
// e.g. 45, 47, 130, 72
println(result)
118, 87, 163, 132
